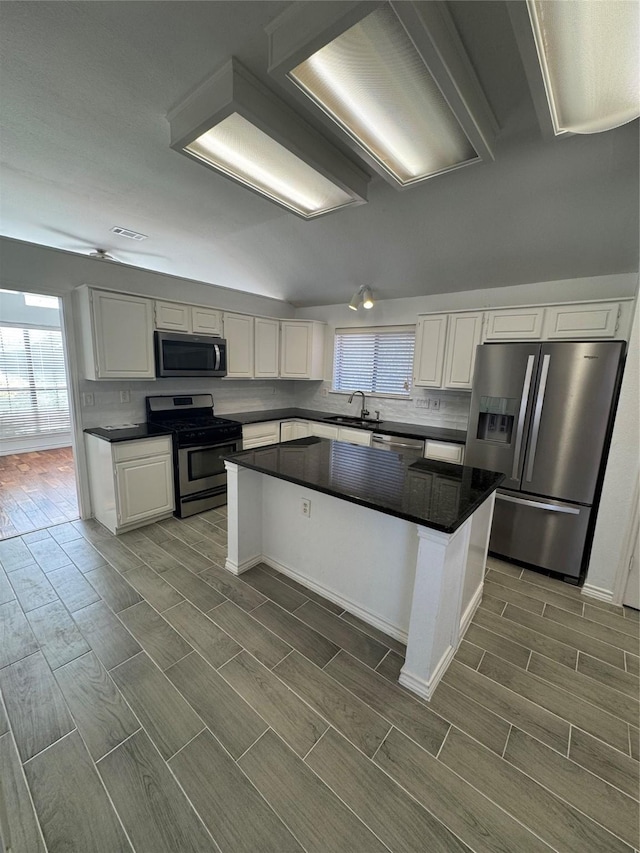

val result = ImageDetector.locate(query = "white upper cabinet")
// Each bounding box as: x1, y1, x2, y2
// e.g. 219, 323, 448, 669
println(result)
484, 307, 545, 341
280, 321, 325, 380
155, 301, 222, 336
443, 312, 483, 390
544, 301, 620, 339
414, 315, 448, 387
77, 287, 155, 380
224, 313, 254, 378
254, 317, 280, 378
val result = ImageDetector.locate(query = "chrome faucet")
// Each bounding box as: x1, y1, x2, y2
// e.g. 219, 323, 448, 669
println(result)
348, 390, 369, 419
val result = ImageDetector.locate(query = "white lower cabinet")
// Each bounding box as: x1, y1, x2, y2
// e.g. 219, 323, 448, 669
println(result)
308, 422, 339, 440
424, 440, 464, 465
280, 420, 310, 442
337, 427, 372, 446
242, 421, 281, 449
85, 435, 174, 534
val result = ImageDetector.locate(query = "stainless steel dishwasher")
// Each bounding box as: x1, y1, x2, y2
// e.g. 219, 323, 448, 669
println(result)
371, 433, 424, 457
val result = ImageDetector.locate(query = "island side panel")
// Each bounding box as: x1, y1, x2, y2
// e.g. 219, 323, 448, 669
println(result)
260, 474, 419, 642
225, 462, 264, 574
459, 490, 496, 634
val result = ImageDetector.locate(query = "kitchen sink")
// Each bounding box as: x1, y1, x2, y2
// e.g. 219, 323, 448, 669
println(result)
324, 415, 381, 428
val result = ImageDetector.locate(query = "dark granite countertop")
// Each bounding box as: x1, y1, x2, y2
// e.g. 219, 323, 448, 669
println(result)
223, 408, 466, 445
84, 424, 173, 442
226, 437, 502, 534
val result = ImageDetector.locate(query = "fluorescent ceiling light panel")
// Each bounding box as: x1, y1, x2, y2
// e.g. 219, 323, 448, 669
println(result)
527, 0, 640, 135
168, 59, 368, 219
289, 6, 476, 185
267, 2, 497, 190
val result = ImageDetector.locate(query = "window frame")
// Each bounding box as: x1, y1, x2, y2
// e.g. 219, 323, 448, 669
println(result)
331, 324, 416, 399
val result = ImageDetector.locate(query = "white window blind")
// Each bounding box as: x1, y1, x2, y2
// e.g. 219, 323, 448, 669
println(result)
333, 326, 415, 395
0, 326, 70, 439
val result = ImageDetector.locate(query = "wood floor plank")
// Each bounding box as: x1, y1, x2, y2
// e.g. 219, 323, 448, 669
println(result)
250, 599, 339, 667
479, 594, 506, 615
464, 621, 531, 668
294, 601, 388, 668
186, 535, 227, 565
375, 727, 552, 853
161, 564, 226, 611
118, 532, 187, 573
0, 698, 7, 735
26, 600, 90, 669
163, 600, 241, 668
584, 603, 640, 639
0, 600, 39, 668
0, 565, 16, 605
239, 729, 389, 853
97, 730, 218, 853
569, 728, 640, 800
429, 678, 511, 755
479, 652, 631, 753
519, 567, 586, 602
0, 651, 74, 761
54, 651, 139, 760
166, 651, 267, 758
59, 536, 108, 572
8, 563, 58, 612
443, 659, 570, 753
239, 565, 309, 612
111, 652, 203, 760
474, 606, 578, 668
325, 651, 450, 756
626, 653, 640, 677
118, 601, 192, 670
376, 649, 404, 682
630, 725, 639, 761
219, 650, 328, 757
25, 536, 70, 572
48, 521, 83, 544
485, 555, 523, 578
486, 568, 584, 614
158, 516, 210, 548
136, 521, 173, 545
483, 576, 546, 615
262, 566, 344, 615
454, 640, 485, 670
274, 651, 390, 758
169, 729, 304, 853
207, 600, 292, 668
307, 726, 472, 853
160, 535, 216, 573
25, 731, 130, 852
0, 732, 47, 853
46, 563, 100, 611
22, 529, 53, 544
114, 563, 184, 612
72, 600, 141, 670
84, 563, 142, 612
544, 603, 640, 656
504, 727, 639, 847
441, 727, 631, 853
0, 537, 36, 571
339, 609, 407, 655
528, 652, 639, 726
199, 563, 267, 612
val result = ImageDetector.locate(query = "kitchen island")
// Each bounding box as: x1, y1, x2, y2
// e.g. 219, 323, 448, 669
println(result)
224, 438, 503, 700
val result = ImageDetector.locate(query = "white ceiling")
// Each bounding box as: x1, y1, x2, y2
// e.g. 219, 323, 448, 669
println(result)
1, 1, 638, 307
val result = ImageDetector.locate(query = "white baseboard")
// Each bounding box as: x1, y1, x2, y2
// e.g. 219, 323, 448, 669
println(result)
581, 582, 615, 603
225, 554, 263, 576
261, 554, 409, 645
399, 644, 454, 701
459, 582, 483, 637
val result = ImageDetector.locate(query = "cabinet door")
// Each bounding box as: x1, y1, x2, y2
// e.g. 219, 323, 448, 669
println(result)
280, 321, 311, 378
424, 440, 464, 464
443, 312, 483, 389
155, 301, 191, 332
309, 422, 339, 439
338, 427, 371, 446
254, 317, 280, 378
280, 421, 296, 442
544, 302, 620, 339
242, 422, 280, 448
294, 421, 310, 439
115, 455, 174, 526
224, 313, 254, 378
484, 308, 544, 341
191, 307, 223, 336
414, 315, 448, 387
92, 291, 155, 379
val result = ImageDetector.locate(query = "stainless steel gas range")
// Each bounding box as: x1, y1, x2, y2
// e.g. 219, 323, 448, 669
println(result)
146, 394, 242, 518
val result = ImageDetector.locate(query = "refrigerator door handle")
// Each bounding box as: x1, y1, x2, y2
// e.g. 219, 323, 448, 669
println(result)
525, 353, 551, 483
496, 494, 580, 515
511, 354, 536, 480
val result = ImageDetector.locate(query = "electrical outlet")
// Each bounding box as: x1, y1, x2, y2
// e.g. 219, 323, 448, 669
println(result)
82, 392, 95, 407
432, 398, 441, 411
119, 390, 131, 404
320, 387, 329, 398
301, 498, 311, 518
415, 398, 429, 409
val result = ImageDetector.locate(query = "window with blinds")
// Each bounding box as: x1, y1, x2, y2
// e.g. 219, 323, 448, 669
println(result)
0, 326, 71, 439
333, 326, 415, 396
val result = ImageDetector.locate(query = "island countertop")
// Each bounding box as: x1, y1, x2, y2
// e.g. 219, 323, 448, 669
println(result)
227, 437, 503, 534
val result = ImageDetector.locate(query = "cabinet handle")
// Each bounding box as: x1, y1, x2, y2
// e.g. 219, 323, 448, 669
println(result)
496, 494, 579, 515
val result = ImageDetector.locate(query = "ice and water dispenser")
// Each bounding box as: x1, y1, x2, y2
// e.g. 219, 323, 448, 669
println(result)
475, 397, 517, 444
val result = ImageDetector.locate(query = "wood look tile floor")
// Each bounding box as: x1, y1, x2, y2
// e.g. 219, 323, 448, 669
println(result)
0, 448, 78, 541
0, 510, 638, 852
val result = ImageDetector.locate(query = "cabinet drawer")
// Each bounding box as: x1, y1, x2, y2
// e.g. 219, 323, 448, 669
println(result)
424, 441, 464, 464
112, 437, 173, 463
337, 427, 371, 446
242, 422, 280, 447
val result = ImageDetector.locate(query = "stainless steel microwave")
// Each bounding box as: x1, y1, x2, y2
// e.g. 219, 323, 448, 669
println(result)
154, 331, 227, 378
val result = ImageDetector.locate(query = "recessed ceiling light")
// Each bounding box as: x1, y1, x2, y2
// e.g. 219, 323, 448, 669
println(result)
168, 58, 369, 219
111, 226, 147, 241
267, 2, 497, 190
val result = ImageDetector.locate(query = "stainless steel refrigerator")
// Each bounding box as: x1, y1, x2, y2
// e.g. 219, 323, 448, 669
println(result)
465, 341, 624, 581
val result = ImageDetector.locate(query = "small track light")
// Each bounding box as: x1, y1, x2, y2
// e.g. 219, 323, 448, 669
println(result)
362, 287, 374, 309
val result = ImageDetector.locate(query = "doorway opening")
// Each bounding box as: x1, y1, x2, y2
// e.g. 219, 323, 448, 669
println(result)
0, 289, 79, 539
